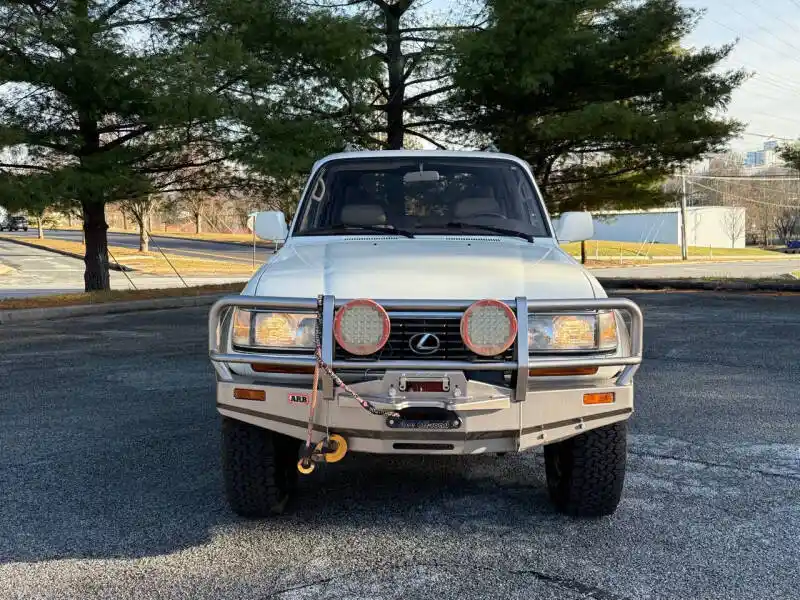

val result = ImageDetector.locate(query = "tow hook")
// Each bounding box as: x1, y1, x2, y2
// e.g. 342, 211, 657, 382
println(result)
297, 433, 348, 474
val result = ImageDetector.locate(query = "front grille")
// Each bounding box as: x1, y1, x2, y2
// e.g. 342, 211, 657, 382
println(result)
334, 314, 515, 362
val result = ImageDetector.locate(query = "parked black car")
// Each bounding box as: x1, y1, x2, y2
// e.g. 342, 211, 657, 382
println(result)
1, 215, 29, 231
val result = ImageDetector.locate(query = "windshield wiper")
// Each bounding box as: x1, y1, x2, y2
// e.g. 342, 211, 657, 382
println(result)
444, 221, 535, 243
303, 224, 415, 238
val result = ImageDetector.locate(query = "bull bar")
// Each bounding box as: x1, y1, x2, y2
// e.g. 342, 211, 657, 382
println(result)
209, 296, 644, 401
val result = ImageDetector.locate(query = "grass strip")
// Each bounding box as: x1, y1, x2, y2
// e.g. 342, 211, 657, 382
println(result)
0, 283, 243, 311
0, 235, 259, 276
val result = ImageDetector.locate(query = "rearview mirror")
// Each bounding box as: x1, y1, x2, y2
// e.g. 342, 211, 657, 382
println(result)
403, 170, 440, 183
556, 211, 594, 243
252, 211, 288, 242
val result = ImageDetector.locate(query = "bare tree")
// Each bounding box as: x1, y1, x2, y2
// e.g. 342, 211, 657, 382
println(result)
120, 195, 159, 252
721, 206, 746, 249
179, 192, 210, 234
31, 205, 48, 240
774, 209, 799, 246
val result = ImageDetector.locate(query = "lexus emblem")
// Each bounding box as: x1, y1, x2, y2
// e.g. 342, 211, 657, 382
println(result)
409, 333, 441, 355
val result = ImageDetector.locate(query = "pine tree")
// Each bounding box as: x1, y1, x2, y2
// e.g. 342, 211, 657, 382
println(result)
0, 0, 374, 289
0, 0, 232, 289
452, 0, 745, 213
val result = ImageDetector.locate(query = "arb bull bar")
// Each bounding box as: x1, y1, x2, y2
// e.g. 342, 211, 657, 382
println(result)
209, 295, 643, 400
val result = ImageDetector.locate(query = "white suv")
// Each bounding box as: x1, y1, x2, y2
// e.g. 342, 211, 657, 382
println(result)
209, 150, 643, 518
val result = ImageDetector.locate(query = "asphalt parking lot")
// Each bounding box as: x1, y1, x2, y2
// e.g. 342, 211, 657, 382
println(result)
1, 292, 798, 599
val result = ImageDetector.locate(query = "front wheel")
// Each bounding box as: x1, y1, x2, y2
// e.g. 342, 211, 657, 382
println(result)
544, 421, 627, 517
221, 417, 301, 518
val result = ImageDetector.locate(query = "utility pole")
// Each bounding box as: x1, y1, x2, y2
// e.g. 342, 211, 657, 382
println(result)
680, 171, 688, 260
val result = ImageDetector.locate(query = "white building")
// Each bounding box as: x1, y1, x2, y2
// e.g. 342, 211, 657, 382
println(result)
555, 206, 747, 249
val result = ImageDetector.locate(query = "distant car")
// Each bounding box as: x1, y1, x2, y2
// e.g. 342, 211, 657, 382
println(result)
787, 240, 800, 253
0, 215, 29, 231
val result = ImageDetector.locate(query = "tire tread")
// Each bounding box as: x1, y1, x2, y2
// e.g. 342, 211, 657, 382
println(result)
544, 421, 627, 517
221, 418, 298, 518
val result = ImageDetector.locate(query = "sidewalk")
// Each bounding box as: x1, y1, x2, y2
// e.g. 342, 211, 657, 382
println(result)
589, 257, 800, 279
0, 239, 248, 298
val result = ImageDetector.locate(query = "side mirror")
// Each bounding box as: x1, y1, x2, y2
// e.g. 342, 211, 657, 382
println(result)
253, 211, 288, 242
556, 211, 594, 243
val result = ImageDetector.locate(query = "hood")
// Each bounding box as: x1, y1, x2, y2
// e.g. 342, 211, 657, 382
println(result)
247, 237, 600, 300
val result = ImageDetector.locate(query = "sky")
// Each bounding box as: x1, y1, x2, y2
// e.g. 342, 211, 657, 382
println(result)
682, 0, 800, 152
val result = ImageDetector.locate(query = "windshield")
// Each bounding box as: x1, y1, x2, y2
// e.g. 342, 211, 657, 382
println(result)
293, 156, 551, 239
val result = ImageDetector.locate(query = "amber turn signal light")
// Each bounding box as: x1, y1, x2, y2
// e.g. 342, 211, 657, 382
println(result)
583, 392, 615, 405
251, 364, 314, 374
529, 367, 599, 377
234, 388, 266, 401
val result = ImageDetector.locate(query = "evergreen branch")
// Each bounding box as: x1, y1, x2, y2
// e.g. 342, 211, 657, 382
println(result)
298, 0, 370, 7
401, 36, 451, 44
405, 128, 446, 149
404, 75, 448, 87
404, 119, 452, 128
552, 165, 647, 186
103, 16, 187, 30
370, 47, 388, 59
0, 162, 51, 172
369, 76, 389, 99
137, 156, 226, 174
98, 0, 138, 23
399, 24, 485, 33
101, 126, 153, 152
404, 84, 455, 106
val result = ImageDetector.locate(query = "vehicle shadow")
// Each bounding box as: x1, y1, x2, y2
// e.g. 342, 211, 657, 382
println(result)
290, 450, 553, 523
0, 418, 557, 564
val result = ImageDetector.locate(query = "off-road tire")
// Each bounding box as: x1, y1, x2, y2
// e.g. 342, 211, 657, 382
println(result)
221, 417, 301, 518
544, 421, 627, 517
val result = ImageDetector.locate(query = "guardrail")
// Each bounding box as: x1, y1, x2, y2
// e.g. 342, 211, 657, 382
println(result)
209, 295, 644, 397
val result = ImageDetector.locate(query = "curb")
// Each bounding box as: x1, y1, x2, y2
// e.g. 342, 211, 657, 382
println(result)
45, 229, 280, 251
0, 236, 132, 272
0, 294, 224, 324
598, 278, 800, 292
151, 234, 281, 251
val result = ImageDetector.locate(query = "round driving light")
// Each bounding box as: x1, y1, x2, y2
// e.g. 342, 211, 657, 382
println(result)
460, 299, 517, 357
334, 299, 391, 356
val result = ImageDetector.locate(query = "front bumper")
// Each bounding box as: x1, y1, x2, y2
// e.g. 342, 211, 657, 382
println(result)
210, 296, 643, 454
217, 380, 633, 453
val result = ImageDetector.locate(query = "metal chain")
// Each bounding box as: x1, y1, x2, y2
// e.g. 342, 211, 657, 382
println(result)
301, 295, 397, 462
313, 295, 397, 417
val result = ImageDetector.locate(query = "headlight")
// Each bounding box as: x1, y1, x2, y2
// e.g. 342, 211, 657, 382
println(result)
528, 311, 617, 352
231, 309, 317, 349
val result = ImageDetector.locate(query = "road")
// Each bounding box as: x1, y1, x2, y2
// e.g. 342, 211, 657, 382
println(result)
5, 229, 274, 264
6, 230, 800, 279
0, 239, 248, 297
591, 258, 800, 279
1, 292, 797, 599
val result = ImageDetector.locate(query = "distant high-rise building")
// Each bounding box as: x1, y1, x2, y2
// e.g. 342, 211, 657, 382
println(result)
745, 151, 765, 166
